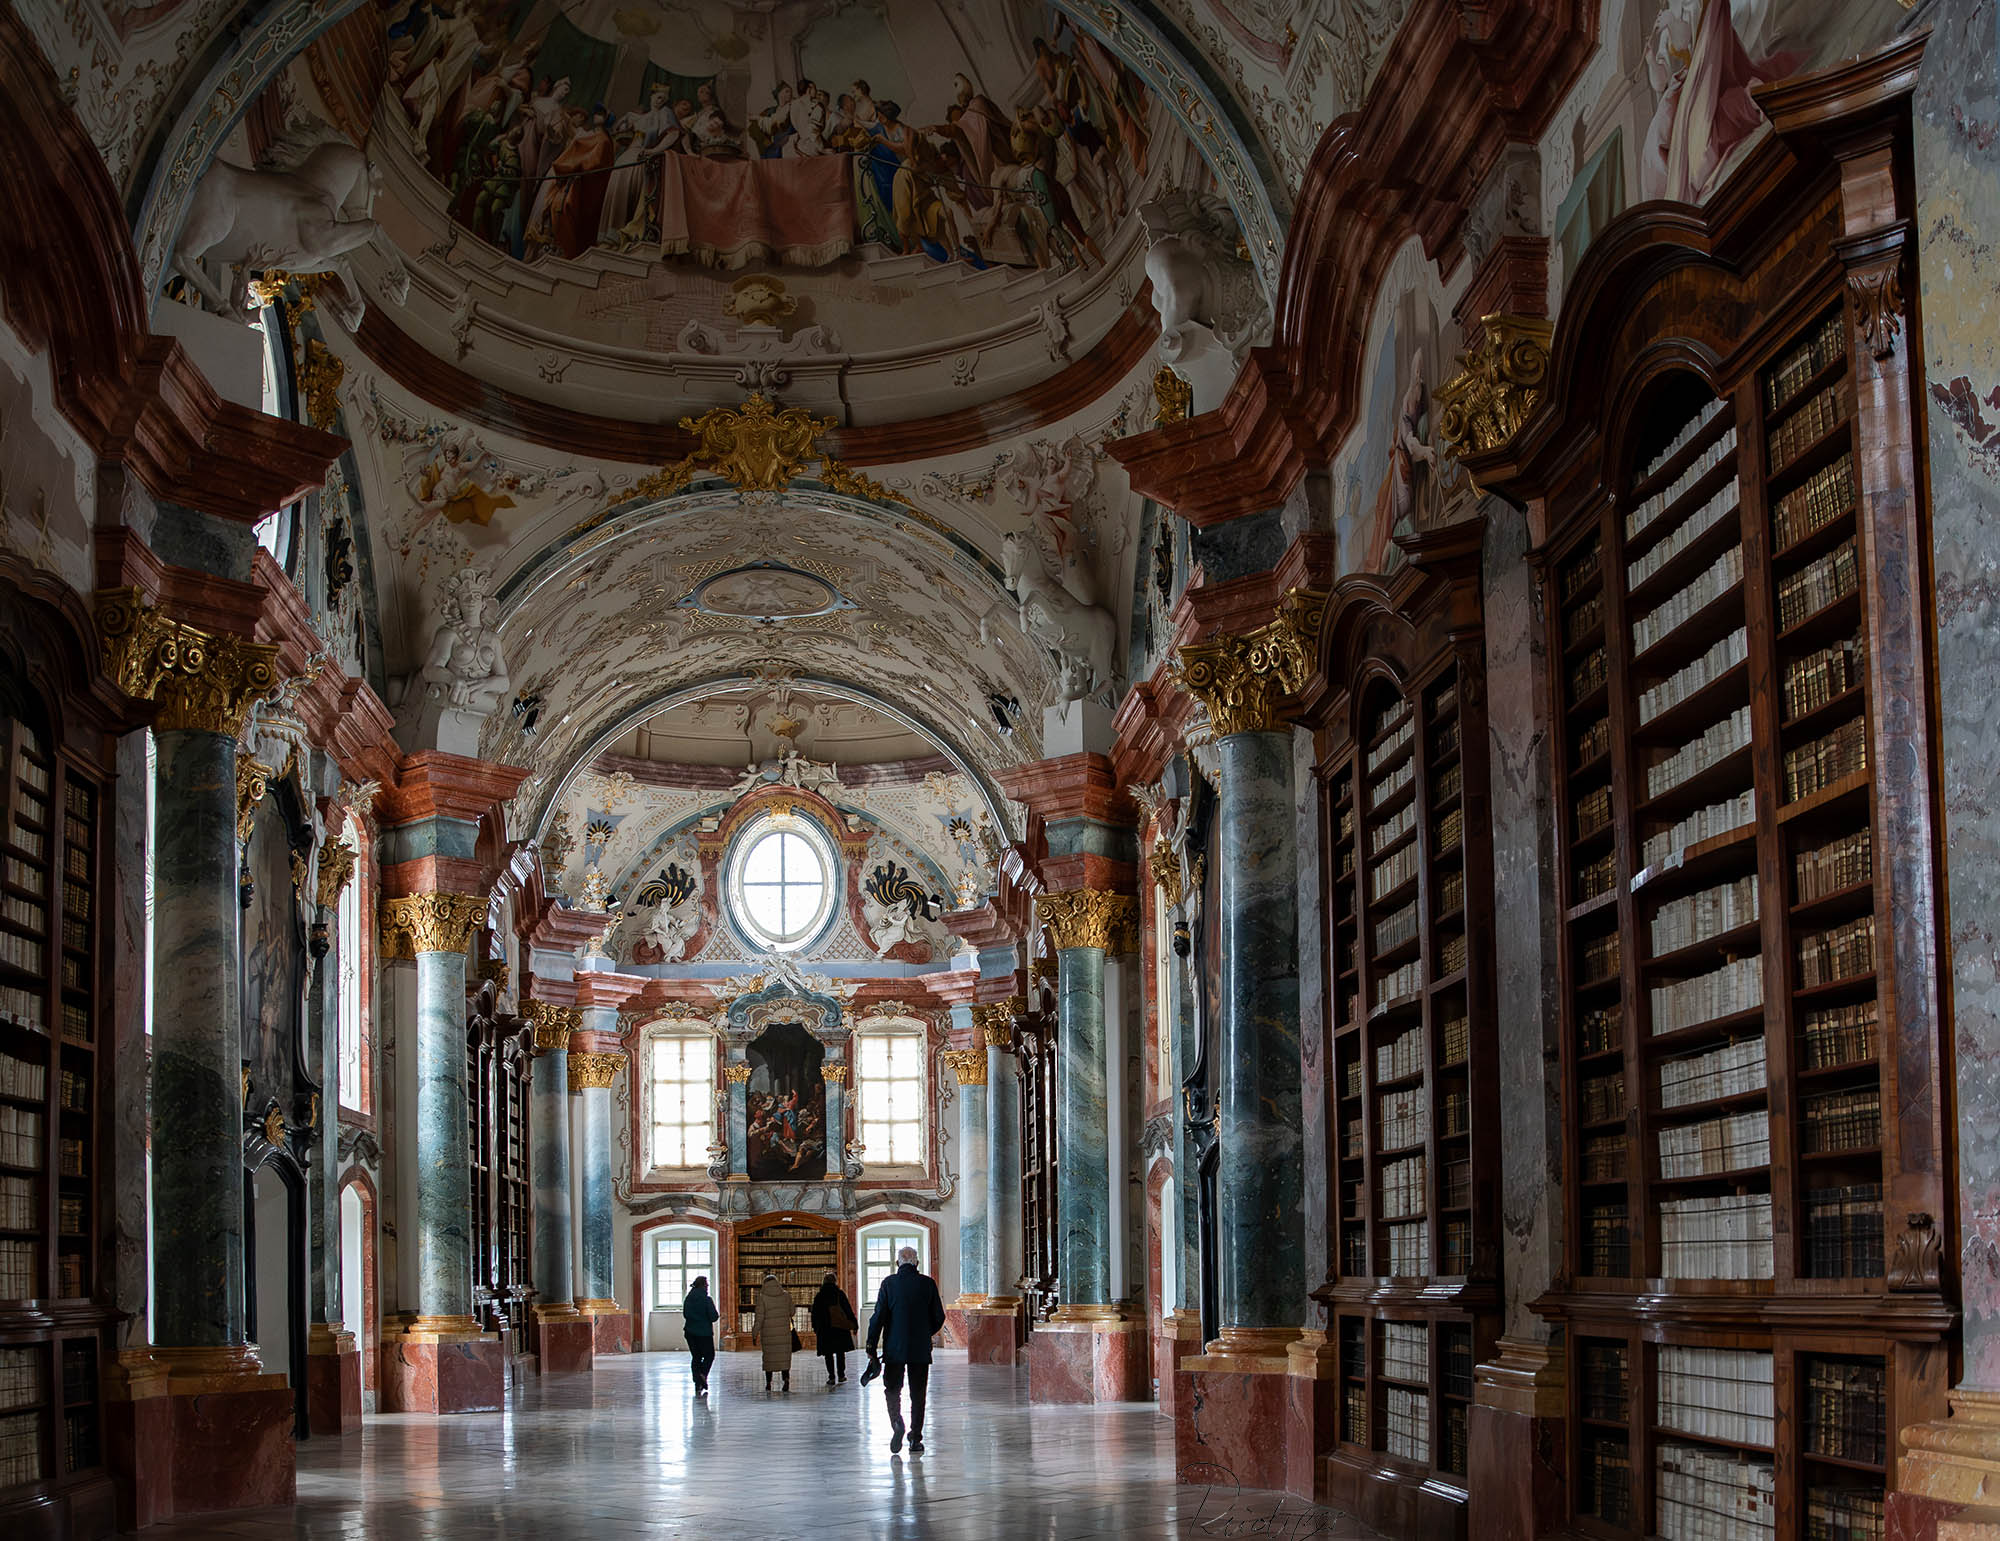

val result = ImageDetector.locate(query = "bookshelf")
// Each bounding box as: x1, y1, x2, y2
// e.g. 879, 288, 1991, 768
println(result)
1476, 64, 1952, 1541
1304, 522, 1500, 1539
0, 644, 114, 1537
729, 1213, 842, 1351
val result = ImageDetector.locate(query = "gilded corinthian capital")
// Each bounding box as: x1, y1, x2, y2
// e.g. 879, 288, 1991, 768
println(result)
527, 1000, 580, 1055
971, 997, 1022, 1048
95, 588, 283, 737
1433, 314, 1554, 462
378, 892, 487, 959
1172, 586, 1327, 737
1037, 889, 1140, 954
567, 1052, 624, 1091
943, 1047, 988, 1086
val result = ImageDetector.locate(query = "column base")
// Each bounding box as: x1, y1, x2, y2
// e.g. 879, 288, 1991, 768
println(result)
1467, 1336, 1566, 1541
305, 1322, 363, 1436
102, 1347, 295, 1521
581, 1298, 632, 1355
533, 1304, 596, 1374
1155, 1308, 1204, 1418
967, 1300, 1025, 1366
945, 1293, 989, 1350
1173, 1331, 1299, 1495
1284, 1329, 1341, 1501
1028, 1314, 1147, 1404
378, 1316, 504, 1414
1891, 1391, 2000, 1540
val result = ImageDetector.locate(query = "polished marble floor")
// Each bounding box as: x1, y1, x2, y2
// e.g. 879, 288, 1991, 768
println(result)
152, 1349, 1385, 1539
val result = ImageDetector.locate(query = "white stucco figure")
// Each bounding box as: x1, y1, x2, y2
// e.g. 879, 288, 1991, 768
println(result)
398, 567, 507, 756
173, 143, 384, 326
1140, 189, 1269, 413
993, 529, 1118, 706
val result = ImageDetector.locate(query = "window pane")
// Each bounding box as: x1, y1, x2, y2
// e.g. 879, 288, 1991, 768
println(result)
689, 1239, 711, 1265
890, 1082, 922, 1120
742, 833, 784, 884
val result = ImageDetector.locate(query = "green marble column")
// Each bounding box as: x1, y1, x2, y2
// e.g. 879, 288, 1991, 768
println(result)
946, 1018, 990, 1302
528, 1003, 579, 1312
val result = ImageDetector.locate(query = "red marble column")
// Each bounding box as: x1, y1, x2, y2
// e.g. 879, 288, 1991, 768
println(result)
585, 1301, 633, 1355
1028, 1317, 1148, 1404
378, 1319, 505, 1414
533, 1308, 596, 1374
966, 1302, 1024, 1365
1155, 1307, 1203, 1417
107, 1348, 296, 1519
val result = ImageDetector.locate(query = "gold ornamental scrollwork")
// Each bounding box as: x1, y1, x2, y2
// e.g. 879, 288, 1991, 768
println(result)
820, 1064, 849, 1085
527, 1000, 580, 1056
94, 589, 283, 737
723, 1063, 753, 1084
378, 892, 487, 960
1172, 586, 1328, 737
1152, 365, 1193, 427
943, 1047, 989, 1087
1433, 314, 1554, 463
1037, 889, 1140, 955
631, 393, 919, 510
262, 1108, 286, 1148
236, 757, 275, 846
314, 842, 358, 910
1151, 836, 1185, 909
567, 1051, 624, 1091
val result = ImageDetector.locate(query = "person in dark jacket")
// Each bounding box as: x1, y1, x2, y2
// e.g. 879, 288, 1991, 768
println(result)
810, 1272, 858, 1386
864, 1246, 946, 1452
682, 1275, 720, 1396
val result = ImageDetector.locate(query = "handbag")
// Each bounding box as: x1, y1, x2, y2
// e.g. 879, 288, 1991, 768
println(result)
832, 1300, 858, 1333
790, 1328, 802, 1352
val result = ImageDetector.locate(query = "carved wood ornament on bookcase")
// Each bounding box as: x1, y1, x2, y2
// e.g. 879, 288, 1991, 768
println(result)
1295, 519, 1502, 1541
1459, 35, 1949, 1541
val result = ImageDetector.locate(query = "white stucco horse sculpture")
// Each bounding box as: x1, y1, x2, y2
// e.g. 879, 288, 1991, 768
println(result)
994, 529, 1119, 704
172, 143, 386, 326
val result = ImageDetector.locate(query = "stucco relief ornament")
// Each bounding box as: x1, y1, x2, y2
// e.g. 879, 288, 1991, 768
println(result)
400, 567, 509, 756
1433, 315, 1555, 465
983, 530, 1118, 708
172, 141, 388, 327
1140, 189, 1269, 415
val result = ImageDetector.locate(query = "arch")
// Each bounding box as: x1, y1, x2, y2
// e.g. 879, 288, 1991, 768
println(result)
854, 1211, 942, 1315
338, 1167, 379, 1392
243, 1142, 309, 1438
630, 1214, 725, 1352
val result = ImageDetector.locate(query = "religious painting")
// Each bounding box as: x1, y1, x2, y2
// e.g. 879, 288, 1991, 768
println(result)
745, 1021, 827, 1180
1332, 266, 1475, 578
240, 796, 309, 1104
377, 0, 1155, 273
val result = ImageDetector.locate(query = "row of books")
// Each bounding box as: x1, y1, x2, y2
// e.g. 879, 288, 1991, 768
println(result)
1652, 875, 1759, 956
1659, 1036, 1767, 1110
1, 895, 44, 933
0, 1052, 45, 1103
1583, 1432, 1635, 1528
0, 1175, 33, 1230
1582, 931, 1621, 986
1370, 800, 1416, 856
1652, 955, 1764, 1036
1371, 843, 1420, 906
0, 1346, 41, 1412
1784, 632, 1866, 723
1657, 1441, 1776, 1540
1573, 646, 1609, 700
1366, 713, 1413, 774
1373, 959, 1422, 1009
1582, 1342, 1630, 1421
1648, 705, 1753, 801
1580, 1005, 1620, 1055
1576, 715, 1611, 765
1768, 380, 1844, 472
1342, 1384, 1367, 1444
1342, 1061, 1363, 1099
0, 858, 39, 896
1563, 536, 1603, 602
1380, 1321, 1428, 1384
1797, 914, 1876, 989
1800, 1001, 1878, 1070
1577, 785, 1613, 841
1777, 537, 1860, 632
1657, 1345, 1776, 1446
1583, 1133, 1627, 1182
1435, 808, 1463, 855
0, 1106, 43, 1169
1804, 1486, 1883, 1541
1567, 590, 1604, 646
1799, 1087, 1881, 1154
1582, 1069, 1625, 1125
1764, 308, 1845, 416
1441, 1014, 1469, 1066
1440, 1217, 1473, 1274
1437, 866, 1465, 915
1385, 1222, 1429, 1276
1632, 480, 1741, 591
1659, 1193, 1774, 1280
1443, 1156, 1471, 1208
1380, 1156, 1426, 1219
0, 1238, 36, 1298
1439, 930, 1467, 978
1642, 627, 1748, 725
1658, 1110, 1770, 1178
1630, 401, 1733, 539
1643, 788, 1758, 871
1803, 1357, 1886, 1466
1797, 827, 1873, 905
0, 1409, 39, 1487
1785, 718, 1870, 803
0, 933, 44, 977
1586, 1202, 1632, 1276
1435, 717, 1461, 760
1378, 1088, 1427, 1150
1383, 1386, 1430, 1463
1369, 757, 1415, 811
1436, 760, 1463, 808
1439, 1088, 1468, 1137
1634, 546, 1746, 659
1579, 853, 1616, 903
1374, 902, 1418, 957
1803, 1183, 1883, 1278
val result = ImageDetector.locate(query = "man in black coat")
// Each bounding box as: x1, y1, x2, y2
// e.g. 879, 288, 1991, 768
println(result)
865, 1246, 946, 1453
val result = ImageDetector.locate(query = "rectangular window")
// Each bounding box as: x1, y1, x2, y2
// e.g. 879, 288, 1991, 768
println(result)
858, 1030, 926, 1166
860, 1229, 925, 1307
653, 1233, 714, 1313
650, 1036, 715, 1169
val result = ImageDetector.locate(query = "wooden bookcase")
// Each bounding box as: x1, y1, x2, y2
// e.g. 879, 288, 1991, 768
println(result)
1472, 44, 1950, 1541
0, 624, 116, 1537
466, 990, 535, 1357
729, 1213, 840, 1351
1305, 522, 1502, 1540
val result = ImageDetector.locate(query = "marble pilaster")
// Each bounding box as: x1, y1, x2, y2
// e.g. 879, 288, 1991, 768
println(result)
1055, 943, 1111, 1310
985, 1016, 1024, 1303
1210, 728, 1305, 1354
725, 1052, 750, 1179
947, 1036, 990, 1304
528, 1001, 591, 1372
570, 1031, 624, 1352
821, 1063, 847, 1181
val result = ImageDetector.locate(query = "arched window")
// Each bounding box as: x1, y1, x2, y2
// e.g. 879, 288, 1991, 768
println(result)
335, 830, 364, 1113
726, 811, 837, 953
856, 1020, 927, 1168
650, 1226, 717, 1315
857, 1222, 928, 1307
648, 1030, 716, 1170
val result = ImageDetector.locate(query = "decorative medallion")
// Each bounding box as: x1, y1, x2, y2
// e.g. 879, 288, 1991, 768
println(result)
681, 561, 855, 624
628, 393, 917, 509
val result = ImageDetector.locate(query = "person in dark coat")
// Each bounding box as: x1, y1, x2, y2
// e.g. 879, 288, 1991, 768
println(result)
864, 1246, 946, 1452
809, 1271, 858, 1386
682, 1275, 719, 1396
